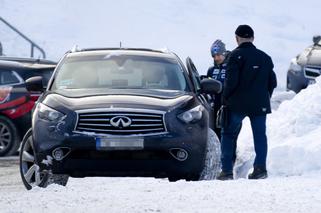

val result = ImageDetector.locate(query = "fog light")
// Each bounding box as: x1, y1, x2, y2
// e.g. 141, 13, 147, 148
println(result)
52, 148, 64, 161
169, 148, 188, 161
177, 150, 187, 160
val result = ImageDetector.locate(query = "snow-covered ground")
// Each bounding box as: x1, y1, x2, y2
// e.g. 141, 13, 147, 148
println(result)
1, 158, 321, 213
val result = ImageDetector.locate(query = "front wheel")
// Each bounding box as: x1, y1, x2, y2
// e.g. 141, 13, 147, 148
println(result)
19, 130, 69, 190
199, 128, 221, 180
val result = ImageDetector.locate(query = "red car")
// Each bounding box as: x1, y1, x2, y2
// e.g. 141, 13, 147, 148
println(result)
0, 57, 56, 156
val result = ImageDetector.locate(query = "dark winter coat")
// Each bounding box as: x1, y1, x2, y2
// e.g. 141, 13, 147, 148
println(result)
207, 52, 230, 110
223, 42, 277, 115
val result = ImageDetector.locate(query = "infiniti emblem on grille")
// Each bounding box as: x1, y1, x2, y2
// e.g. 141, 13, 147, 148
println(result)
110, 116, 132, 128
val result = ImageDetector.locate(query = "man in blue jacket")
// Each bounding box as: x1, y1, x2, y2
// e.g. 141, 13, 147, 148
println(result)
207, 40, 240, 165
207, 40, 230, 139
217, 25, 277, 180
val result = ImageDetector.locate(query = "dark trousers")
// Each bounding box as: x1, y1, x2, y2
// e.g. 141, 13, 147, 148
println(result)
214, 107, 241, 165
221, 111, 267, 173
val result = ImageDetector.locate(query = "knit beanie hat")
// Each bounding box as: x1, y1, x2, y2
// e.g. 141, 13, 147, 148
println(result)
235, 25, 254, 38
210, 39, 226, 56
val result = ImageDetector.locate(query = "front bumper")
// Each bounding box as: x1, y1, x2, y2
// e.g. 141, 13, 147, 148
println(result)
287, 70, 315, 93
33, 123, 208, 178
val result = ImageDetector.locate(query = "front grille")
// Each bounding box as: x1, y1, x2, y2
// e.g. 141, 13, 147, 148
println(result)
304, 66, 321, 79
75, 110, 166, 135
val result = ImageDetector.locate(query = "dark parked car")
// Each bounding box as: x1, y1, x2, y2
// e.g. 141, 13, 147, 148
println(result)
0, 57, 56, 156
287, 35, 321, 93
19, 48, 222, 190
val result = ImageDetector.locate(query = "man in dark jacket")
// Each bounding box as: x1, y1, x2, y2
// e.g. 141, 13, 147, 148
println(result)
207, 40, 240, 164
217, 25, 277, 180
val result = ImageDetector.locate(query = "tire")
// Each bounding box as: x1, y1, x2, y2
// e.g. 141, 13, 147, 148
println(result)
199, 128, 221, 180
0, 115, 20, 157
168, 176, 181, 182
19, 129, 69, 190
48, 174, 69, 187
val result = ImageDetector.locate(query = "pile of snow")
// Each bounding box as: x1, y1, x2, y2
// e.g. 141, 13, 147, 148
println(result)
236, 76, 321, 177
270, 90, 296, 110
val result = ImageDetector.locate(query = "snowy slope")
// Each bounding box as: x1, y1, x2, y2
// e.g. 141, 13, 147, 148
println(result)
1, 0, 321, 88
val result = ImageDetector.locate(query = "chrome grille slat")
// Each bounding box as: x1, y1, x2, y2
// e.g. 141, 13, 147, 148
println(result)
131, 119, 162, 122
76, 110, 166, 136
79, 113, 162, 118
79, 118, 110, 121
78, 123, 112, 127
77, 127, 164, 133
130, 124, 163, 127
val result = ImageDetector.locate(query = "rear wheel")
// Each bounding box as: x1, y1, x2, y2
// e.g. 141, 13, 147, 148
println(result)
0, 115, 20, 157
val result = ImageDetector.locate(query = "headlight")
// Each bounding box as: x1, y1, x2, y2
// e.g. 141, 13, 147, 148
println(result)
37, 103, 64, 122
178, 105, 204, 123
289, 58, 302, 73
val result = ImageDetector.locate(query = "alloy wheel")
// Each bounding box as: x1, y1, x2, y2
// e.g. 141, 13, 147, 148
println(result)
0, 122, 12, 153
20, 135, 48, 189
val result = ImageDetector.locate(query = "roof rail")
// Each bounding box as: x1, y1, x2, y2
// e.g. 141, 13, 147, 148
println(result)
76, 47, 164, 53
0, 56, 56, 64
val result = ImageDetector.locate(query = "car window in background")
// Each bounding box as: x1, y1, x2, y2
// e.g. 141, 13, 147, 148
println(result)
0, 70, 21, 85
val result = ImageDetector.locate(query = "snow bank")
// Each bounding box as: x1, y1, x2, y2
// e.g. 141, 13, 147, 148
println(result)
268, 76, 321, 175
237, 76, 321, 177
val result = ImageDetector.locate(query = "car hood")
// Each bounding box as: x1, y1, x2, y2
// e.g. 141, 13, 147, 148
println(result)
297, 46, 321, 66
43, 89, 194, 112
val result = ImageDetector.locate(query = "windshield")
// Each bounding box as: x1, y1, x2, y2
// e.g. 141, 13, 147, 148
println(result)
51, 54, 189, 92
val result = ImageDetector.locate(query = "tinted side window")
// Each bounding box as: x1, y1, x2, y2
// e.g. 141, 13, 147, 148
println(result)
0, 70, 20, 85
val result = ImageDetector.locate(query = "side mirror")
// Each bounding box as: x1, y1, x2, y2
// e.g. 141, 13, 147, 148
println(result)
200, 78, 222, 94
25, 76, 44, 92
313, 35, 321, 45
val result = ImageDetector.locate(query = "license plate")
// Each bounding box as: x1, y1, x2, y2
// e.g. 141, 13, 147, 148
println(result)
96, 137, 144, 150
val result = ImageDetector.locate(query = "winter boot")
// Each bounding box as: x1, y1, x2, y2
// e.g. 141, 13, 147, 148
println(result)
248, 167, 268, 179
217, 171, 233, 181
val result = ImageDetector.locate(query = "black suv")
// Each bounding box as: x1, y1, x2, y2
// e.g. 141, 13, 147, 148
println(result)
19, 48, 222, 190
287, 35, 321, 93
0, 57, 56, 156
